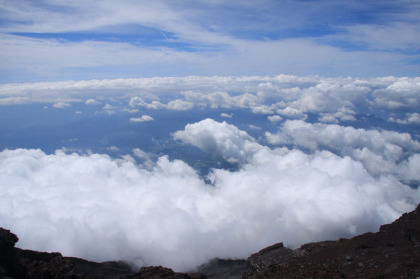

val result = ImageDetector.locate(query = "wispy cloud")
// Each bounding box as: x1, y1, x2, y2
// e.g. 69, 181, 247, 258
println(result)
0, 1, 419, 81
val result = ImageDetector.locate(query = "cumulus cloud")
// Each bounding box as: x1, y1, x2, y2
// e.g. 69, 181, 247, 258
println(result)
318, 107, 357, 123
129, 115, 154, 123
173, 119, 264, 163
405, 113, 420, 124
1, 75, 419, 126
85, 98, 100, 105
166, 99, 194, 111
220, 113, 233, 118
276, 107, 307, 120
266, 120, 420, 178
129, 97, 164, 110
373, 78, 420, 109
182, 91, 260, 110
388, 113, 420, 125
267, 115, 282, 122
399, 153, 420, 182
102, 104, 114, 110
52, 102, 71, 109
129, 97, 194, 111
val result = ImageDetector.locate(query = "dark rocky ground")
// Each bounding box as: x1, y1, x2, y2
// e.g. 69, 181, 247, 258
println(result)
1, 204, 419, 278
242, 203, 420, 279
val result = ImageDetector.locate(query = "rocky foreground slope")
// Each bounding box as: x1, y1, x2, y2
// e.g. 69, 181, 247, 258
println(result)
1, 204, 419, 278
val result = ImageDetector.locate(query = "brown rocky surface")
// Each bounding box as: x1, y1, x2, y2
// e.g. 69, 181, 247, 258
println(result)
243, 204, 420, 278
0, 227, 134, 278
196, 258, 247, 279
0, 227, 207, 279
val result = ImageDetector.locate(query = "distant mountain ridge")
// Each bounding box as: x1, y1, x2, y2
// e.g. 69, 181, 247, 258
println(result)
1, 204, 419, 278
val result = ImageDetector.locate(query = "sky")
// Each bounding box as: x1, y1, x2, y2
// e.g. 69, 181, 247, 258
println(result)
0, 0, 420, 273
1, 0, 420, 82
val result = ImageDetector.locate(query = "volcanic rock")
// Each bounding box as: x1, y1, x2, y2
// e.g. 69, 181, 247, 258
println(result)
0, 227, 134, 278
243, 204, 420, 278
127, 266, 206, 279
196, 258, 247, 279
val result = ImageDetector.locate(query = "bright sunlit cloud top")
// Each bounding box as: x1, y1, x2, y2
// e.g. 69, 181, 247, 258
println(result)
1, 0, 420, 82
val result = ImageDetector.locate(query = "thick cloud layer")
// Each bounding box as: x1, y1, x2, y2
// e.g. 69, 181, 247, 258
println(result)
1, 119, 419, 272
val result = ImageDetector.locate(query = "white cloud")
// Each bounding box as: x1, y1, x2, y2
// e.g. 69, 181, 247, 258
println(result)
251, 104, 277, 114
129, 115, 154, 123
129, 97, 165, 110
0, 144, 417, 272
277, 107, 307, 120
220, 113, 233, 118
181, 91, 261, 110
102, 104, 114, 110
1, 76, 419, 126
165, 99, 194, 111
266, 120, 420, 177
52, 101, 71, 109
399, 153, 420, 182
318, 114, 339, 124
132, 148, 154, 169
106, 146, 119, 151
123, 108, 139, 113
373, 78, 420, 109
388, 113, 420, 125
173, 119, 264, 164
405, 113, 420, 124
86, 98, 100, 105
318, 107, 356, 123
0, 96, 30, 105
249, 125, 261, 130
182, 91, 234, 109
267, 115, 282, 122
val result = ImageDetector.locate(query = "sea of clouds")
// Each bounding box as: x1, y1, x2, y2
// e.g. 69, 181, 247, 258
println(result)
0, 75, 419, 271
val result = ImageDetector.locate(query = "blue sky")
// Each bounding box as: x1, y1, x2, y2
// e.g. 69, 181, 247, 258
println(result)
1, 0, 419, 82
